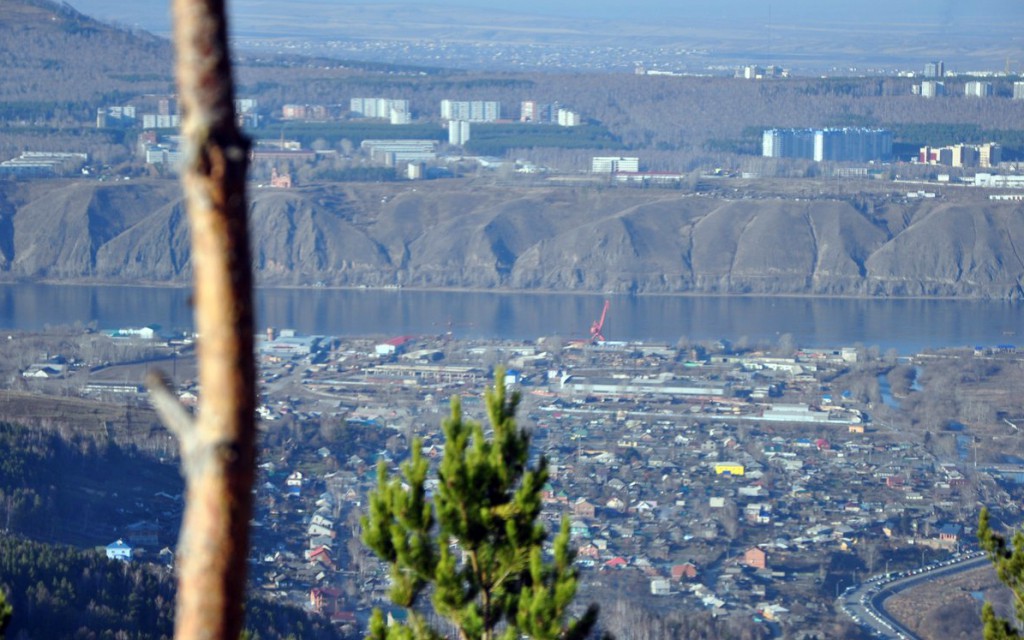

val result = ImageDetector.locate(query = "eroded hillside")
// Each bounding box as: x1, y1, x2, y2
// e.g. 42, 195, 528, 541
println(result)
2, 178, 1023, 298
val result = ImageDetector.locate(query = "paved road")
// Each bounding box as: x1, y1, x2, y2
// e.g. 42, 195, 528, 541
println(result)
837, 553, 990, 639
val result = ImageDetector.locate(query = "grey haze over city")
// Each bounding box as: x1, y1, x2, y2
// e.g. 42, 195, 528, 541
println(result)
67, 0, 1024, 73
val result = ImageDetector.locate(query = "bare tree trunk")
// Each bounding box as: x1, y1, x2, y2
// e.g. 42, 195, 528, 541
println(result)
149, 1, 256, 639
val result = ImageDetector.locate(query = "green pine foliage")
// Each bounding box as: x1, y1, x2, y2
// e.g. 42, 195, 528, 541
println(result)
362, 371, 601, 640
978, 507, 1024, 639
0, 588, 10, 639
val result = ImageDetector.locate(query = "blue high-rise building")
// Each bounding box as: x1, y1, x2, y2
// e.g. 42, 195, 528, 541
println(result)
763, 128, 892, 162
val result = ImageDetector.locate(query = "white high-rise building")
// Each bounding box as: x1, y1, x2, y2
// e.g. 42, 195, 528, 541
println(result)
449, 120, 471, 146
762, 129, 815, 158
389, 107, 411, 125
920, 81, 946, 98
557, 109, 581, 127
1014, 82, 1024, 100
440, 100, 500, 122
592, 157, 639, 173
520, 101, 538, 122
351, 98, 410, 119
964, 81, 993, 98
813, 128, 892, 162
142, 114, 181, 129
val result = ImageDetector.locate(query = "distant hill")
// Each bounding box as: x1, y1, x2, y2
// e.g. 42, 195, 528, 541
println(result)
67, 0, 1024, 74
4, 0, 1023, 163
0, 0, 173, 104
2, 178, 1023, 299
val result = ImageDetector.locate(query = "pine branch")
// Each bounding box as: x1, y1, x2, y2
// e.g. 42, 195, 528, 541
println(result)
364, 370, 603, 640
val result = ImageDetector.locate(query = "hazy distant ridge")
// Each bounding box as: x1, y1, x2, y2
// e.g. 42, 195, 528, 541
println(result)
3, 180, 1023, 298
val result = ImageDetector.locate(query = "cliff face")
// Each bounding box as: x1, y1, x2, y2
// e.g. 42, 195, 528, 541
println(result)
2, 179, 1023, 298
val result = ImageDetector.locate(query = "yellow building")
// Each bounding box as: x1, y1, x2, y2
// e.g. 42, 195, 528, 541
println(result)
714, 463, 745, 476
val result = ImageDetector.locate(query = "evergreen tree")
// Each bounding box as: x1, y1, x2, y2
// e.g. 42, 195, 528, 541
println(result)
978, 507, 1024, 639
362, 370, 600, 640
0, 588, 10, 639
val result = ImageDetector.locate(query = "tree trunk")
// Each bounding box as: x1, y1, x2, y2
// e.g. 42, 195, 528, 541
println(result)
149, 1, 256, 638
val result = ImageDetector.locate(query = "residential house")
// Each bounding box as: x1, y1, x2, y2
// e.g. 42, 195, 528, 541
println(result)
745, 503, 772, 524
310, 586, 343, 614
307, 546, 335, 570
310, 513, 334, 529
715, 462, 745, 476
650, 578, 671, 596
158, 547, 175, 567
605, 496, 627, 512
573, 498, 596, 519
307, 522, 335, 539
634, 500, 658, 515
22, 364, 65, 378
744, 546, 767, 570
759, 603, 789, 621
125, 520, 160, 547
603, 556, 628, 570
106, 539, 133, 562
938, 524, 962, 546
671, 562, 698, 581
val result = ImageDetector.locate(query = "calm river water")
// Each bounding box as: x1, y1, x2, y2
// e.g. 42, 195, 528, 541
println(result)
0, 284, 1020, 353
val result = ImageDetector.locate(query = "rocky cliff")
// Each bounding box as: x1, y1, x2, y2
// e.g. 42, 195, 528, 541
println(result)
2, 179, 1023, 298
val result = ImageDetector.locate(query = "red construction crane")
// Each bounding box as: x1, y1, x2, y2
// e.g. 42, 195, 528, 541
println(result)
590, 299, 610, 342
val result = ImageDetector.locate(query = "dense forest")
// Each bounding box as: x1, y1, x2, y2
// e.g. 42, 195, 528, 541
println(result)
0, 535, 349, 639
0, 417, 351, 639
0, 420, 180, 546
0, 535, 177, 639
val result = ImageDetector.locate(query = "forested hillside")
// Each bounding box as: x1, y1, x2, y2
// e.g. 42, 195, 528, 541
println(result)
0, 535, 348, 639
0, 536, 177, 639
0, 0, 172, 106
0, 418, 349, 640
231, 69, 1024, 155
0, 419, 179, 545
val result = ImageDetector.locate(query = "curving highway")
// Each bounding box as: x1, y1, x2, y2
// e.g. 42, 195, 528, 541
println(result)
836, 552, 991, 639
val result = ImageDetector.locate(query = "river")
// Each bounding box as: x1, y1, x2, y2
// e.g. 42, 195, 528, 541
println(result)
1, 284, 1020, 353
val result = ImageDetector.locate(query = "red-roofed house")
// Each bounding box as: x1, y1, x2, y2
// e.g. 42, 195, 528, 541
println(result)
308, 546, 335, 569
671, 562, 698, 581
744, 547, 767, 570
603, 556, 628, 569
310, 587, 343, 614
375, 336, 413, 356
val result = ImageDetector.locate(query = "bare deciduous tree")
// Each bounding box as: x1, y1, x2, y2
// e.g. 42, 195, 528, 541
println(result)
148, 1, 256, 639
